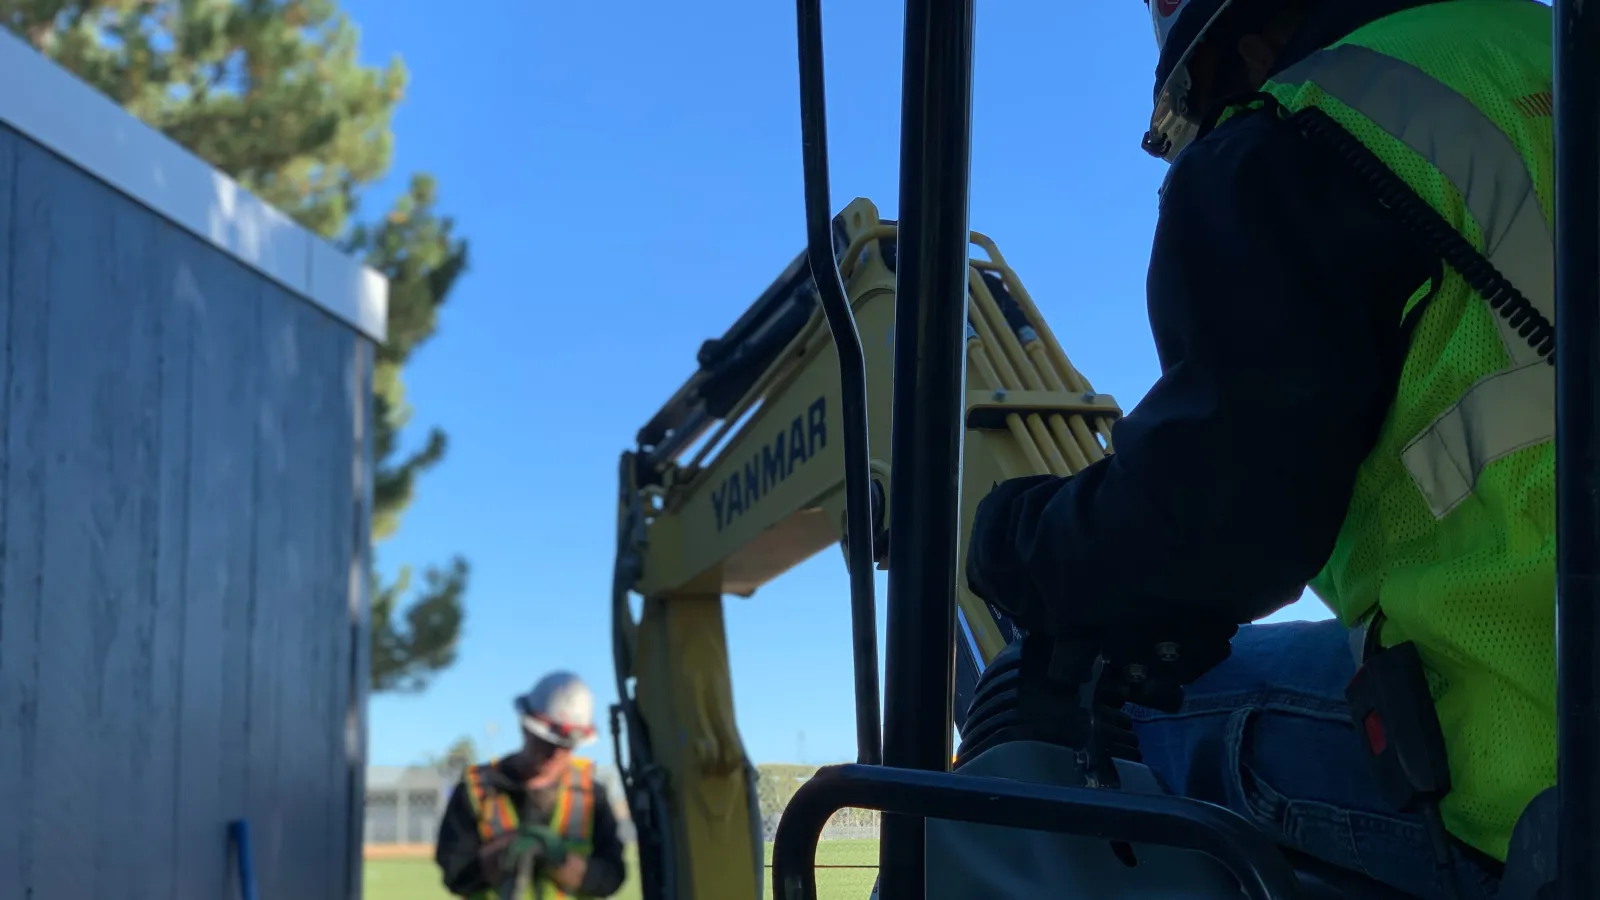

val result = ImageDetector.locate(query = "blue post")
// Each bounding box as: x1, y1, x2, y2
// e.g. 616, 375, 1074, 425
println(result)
229, 819, 259, 900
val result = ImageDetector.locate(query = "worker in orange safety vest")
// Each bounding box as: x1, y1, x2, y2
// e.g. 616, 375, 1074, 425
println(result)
434, 672, 627, 899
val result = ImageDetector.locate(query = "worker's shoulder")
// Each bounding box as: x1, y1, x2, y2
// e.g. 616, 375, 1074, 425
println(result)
569, 756, 604, 786
1164, 108, 1296, 192
459, 758, 498, 780
1159, 106, 1353, 220
569, 759, 615, 801
450, 760, 509, 798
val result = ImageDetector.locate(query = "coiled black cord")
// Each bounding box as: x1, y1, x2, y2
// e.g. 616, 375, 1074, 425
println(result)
1282, 104, 1554, 900
1287, 105, 1555, 365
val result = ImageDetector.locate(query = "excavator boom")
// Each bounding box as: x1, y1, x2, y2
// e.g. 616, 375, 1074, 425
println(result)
611, 197, 1120, 900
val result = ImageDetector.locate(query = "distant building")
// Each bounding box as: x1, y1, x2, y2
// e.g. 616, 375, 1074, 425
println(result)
365, 766, 449, 846
364, 763, 635, 847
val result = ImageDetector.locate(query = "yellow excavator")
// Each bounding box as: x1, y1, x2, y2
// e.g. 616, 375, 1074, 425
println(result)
609, 193, 1118, 899
609, 1, 1597, 899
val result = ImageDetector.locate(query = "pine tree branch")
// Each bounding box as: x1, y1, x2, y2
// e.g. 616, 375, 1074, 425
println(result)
371, 556, 469, 694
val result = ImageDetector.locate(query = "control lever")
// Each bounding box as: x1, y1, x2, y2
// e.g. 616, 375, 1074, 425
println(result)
1073, 625, 1241, 785
955, 625, 1238, 778
1099, 625, 1241, 711
1033, 636, 1132, 788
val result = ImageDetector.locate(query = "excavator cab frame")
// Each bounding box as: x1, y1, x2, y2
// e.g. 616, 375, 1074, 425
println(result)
772, 1, 1303, 898
613, 1, 1600, 898
764, 2, 1600, 900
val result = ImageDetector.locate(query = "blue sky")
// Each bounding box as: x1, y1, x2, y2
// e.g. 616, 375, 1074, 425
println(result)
344, 0, 1330, 768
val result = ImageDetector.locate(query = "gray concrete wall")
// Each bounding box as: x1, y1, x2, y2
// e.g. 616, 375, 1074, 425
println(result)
0, 116, 373, 900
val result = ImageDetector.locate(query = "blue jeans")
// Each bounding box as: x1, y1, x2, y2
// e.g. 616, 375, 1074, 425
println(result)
1128, 618, 1501, 900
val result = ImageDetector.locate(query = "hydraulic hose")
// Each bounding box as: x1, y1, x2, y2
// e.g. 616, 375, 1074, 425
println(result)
611, 479, 679, 900
794, 0, 883, 767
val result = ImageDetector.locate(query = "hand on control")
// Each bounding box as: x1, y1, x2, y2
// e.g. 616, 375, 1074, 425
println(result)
1098, 624, 1239, 712
966, 475, 1062, 632
507, 822, 570, 871
966, 474, 1243, 714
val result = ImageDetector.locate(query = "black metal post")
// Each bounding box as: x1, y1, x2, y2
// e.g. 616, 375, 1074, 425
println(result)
794, 0, 883, 768
878, 0, 977, 896
1553, 2, 1600, 897
772, 765, 1304, 900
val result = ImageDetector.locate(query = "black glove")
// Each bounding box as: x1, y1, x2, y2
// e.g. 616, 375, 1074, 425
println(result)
967, 475, 1242, 709
966, 475, 1063, 633
504, 822, 569, 875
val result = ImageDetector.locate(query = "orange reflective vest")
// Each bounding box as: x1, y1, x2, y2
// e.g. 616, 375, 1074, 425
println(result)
460, 758, 598, 900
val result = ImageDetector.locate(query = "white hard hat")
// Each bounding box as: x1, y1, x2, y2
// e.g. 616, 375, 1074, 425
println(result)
1145, 0, 1238, 162
514, 671, 597, 748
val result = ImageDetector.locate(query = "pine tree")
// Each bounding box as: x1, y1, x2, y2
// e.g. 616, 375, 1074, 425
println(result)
2, 0, 468, 694
430, 734, 479, 779
348, 175, 470, 694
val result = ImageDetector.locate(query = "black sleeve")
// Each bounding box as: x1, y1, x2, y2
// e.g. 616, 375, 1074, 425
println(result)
966, 109, 1436, 630
576, 780, 629, 897
435, 782, 493, 896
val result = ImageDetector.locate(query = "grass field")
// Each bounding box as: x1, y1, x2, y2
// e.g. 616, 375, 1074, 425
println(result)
363, 840, 879, 900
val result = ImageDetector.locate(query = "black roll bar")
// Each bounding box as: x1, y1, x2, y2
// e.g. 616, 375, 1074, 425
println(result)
1552, 2, 1599, 898
875, 0, 977, 895
794, 0, 883, 769
771, 765, 1303, 900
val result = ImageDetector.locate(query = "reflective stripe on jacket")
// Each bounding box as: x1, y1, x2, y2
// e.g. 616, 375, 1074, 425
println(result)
1219, 0, 1555, 862
461, 758, 599, 900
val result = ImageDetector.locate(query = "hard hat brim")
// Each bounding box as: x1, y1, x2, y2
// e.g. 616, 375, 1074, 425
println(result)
1148, 0, 1235, 162
521, 714, 597, 749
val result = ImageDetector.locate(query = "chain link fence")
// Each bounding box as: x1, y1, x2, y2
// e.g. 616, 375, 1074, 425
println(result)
757, 766, 883, 843
759, 807, 882, 842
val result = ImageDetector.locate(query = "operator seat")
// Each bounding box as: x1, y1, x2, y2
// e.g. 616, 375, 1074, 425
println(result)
925, 746, 1558, 899
919, 636, 1562, 900
921, 638, 1426, 900
923, 742, 1416, 900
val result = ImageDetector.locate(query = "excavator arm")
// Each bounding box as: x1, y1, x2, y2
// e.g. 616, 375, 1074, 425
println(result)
610, 197, 1121, 900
